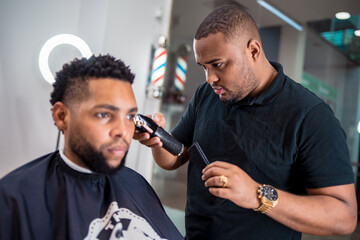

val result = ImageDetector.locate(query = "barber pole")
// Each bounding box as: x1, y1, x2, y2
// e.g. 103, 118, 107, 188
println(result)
151, 47, 167, 87
174, 56, 187, 91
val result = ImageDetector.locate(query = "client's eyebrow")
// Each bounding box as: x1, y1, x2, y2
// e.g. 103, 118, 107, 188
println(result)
95, 105, 138, 114
128, 107, 138, 113
94, 104, 119, 111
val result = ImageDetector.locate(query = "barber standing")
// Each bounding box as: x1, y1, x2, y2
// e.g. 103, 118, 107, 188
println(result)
135, 5, 357, 240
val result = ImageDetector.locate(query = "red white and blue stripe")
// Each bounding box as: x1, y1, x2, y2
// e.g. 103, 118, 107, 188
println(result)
151, 47, 167, 87
174, 56, 187, 91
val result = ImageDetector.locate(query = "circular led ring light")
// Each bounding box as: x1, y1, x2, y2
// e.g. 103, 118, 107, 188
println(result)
39, 34, 92, 85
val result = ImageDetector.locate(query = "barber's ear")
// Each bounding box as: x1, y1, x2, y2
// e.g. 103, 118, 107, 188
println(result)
52, 102, 69, 131
247, 39, 261, 61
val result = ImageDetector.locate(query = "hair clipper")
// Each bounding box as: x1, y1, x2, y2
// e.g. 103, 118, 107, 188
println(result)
134, 114, 184, 156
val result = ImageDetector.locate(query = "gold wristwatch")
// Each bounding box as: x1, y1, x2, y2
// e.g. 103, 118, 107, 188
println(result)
253, 184, 278, 214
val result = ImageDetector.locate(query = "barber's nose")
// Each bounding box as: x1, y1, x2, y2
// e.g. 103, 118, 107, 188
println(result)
205, 69, 219, 85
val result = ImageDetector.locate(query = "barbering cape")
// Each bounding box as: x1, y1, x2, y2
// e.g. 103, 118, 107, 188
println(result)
0, 151, 184, 240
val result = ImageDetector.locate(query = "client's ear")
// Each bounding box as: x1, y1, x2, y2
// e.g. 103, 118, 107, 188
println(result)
52, 102, 69, 131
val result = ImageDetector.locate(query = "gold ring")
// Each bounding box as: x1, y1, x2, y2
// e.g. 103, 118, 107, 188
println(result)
219, 175, 228, 188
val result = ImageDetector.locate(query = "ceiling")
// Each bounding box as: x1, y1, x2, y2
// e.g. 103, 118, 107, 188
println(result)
170, 0, 360, 64
219, 0, 360, 28
215, 0, 360, 65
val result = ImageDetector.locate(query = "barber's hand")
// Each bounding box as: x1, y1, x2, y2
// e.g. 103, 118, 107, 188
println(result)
202, 161, 260, 209
133, 112, 166, 149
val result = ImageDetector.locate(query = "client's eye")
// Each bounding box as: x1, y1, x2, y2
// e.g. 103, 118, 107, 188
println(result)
96, 112, 110, 119
126, 113, 136, 121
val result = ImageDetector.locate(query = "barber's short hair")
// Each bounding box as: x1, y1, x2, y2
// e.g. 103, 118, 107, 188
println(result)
195, 5, 259, 42
50, 54, 135, 106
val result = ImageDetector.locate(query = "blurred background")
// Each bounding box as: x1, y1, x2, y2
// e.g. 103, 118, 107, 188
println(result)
0, 0, 359, 238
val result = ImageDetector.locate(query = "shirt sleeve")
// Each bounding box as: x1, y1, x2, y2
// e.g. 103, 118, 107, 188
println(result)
171, 87, 200, 148
296, 102, 355, 188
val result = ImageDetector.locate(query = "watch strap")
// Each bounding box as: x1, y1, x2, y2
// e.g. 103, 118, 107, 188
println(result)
253, 201, 273, 213
253, 184, 278, 214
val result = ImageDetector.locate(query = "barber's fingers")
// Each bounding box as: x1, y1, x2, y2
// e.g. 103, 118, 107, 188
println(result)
202, 162, 260, 209
133, 131, 149, 141
151, 112, 166, 128
133, 132, 163, 148
202, 161, 233, 173
133, 112, 166, 148
204, 175, 230, 188
202, 167, 226, 181
142, 138, 163, 148
201, 161, 234, 180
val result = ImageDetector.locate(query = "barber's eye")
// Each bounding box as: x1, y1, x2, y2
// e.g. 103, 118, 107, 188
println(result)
215, 62, 223, 67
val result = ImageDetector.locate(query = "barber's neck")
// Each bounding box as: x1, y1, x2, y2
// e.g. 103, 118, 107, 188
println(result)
249, 58, 278, 98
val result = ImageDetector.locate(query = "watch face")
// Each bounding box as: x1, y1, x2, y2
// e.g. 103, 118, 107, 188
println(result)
261, 185, 278, 201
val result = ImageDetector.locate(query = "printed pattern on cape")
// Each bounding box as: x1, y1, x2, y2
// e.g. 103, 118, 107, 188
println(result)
85, 201, 167, 240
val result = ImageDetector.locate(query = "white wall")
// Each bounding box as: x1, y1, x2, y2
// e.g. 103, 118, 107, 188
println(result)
0, 0, 171, 179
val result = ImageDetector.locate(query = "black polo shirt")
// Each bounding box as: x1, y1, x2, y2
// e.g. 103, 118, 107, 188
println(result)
172, 62, 354, 240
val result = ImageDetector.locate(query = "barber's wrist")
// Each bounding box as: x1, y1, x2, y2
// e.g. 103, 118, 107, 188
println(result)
253, 184, 279, 214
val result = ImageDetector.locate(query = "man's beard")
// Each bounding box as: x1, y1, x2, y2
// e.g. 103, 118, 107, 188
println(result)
217, 67, 258, 104
217, 86, 247, 104
69, 132, 127, 175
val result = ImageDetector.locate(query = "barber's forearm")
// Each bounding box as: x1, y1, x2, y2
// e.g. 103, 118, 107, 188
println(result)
152, 147, 188, 170
266, 185, 357, 236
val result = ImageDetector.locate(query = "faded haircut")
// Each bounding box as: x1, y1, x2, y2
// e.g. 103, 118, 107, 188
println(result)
195, 5, 260, 43
50, 54, 135, 107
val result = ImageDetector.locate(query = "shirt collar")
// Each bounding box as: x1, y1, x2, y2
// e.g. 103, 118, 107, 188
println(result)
59, 149, 94, 174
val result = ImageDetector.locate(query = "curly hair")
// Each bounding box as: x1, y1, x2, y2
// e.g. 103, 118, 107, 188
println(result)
195, 5, 260, 42
50, 54, 135, 106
